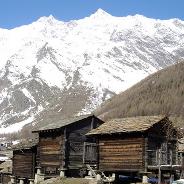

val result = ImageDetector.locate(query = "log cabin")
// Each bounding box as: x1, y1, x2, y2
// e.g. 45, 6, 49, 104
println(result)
32, 114, 104, 177
12, 139, 38, 182
87, 116, 181, 182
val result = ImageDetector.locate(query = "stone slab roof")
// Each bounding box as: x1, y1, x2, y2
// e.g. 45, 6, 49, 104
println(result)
87, 115, 167, 135
11, 138, 38, 150
32, 114, 94, 132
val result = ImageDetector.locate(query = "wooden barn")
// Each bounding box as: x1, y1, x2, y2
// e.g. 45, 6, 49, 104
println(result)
87, 116, 181, 182
12, 139, 38, 182
32, 114, 104, 177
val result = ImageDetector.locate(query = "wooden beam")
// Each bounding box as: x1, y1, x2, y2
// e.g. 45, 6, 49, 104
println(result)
158, 149, 161, 184
91, 116, 94, 130
83, 142, 86, 164
62, 127, 67, 168
144, 138, 148, 172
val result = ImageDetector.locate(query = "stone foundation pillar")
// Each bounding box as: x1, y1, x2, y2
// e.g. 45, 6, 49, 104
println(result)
29, 179, 35, 184
141, 171, 151, 184
35, 166, 45, 184
142, 175, 148, 184
36, 166, 41, 175
170, 174, 174, 184
59, 168, 67, 178
19, 178, 25, 184
10, 176, 15, 184
35, 173, 45, 184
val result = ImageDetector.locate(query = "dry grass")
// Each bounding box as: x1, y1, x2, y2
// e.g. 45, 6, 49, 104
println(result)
40, 177, 90, 184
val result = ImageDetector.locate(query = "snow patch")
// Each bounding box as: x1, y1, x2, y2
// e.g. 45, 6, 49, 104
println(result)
0, 116, 35, 133
0, 10, 184, 132
22, 88, 36, 104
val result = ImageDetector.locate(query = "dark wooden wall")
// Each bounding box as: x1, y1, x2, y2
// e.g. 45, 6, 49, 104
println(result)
13, 148, 36, 179
38, 132, 64, 175
67, 120, 93, 169
96, 119, 178, 173
67, 116, 103, 170
147, 120, 178, 166
98, 136, 145, 172
37, 116, 103, 176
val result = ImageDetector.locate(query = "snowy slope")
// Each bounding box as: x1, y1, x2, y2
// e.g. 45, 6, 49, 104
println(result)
1, 9, 184, 133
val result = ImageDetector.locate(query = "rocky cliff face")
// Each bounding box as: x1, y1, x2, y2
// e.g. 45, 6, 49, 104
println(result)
0, 9, 184, 133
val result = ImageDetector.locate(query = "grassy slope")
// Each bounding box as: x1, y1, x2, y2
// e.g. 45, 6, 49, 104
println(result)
95, 61, 184, 126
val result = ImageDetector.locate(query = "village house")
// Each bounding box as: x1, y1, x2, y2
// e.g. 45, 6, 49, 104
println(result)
87, 116, 182, 183
32, 114, 104, 178
11, 139, 38, 184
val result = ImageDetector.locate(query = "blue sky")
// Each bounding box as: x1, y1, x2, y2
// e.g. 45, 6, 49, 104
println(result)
0, 0, 184, 29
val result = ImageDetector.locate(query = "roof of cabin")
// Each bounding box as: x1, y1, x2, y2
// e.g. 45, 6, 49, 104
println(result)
87, 115, 169, 135
0, 160, 12, 173
11, 138, 38, 151
32, 114, 96, 132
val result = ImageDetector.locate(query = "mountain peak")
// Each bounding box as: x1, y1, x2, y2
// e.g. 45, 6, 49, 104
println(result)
1, 10, 184, 133
37, 15, 59, 24
90, 8, 112, 19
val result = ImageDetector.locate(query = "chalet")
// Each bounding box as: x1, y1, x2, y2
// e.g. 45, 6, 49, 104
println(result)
12, 139, 38, 183
87, 116, 181, 183
32, 114, 104, 178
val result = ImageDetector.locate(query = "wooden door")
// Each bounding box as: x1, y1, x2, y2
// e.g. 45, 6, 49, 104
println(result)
68, 141, 84, 169
83, 142, 98, 164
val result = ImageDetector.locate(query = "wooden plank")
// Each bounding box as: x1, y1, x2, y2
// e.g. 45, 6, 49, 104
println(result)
40, 151, 62, 155
40, 146, 61, 150
41, 161, 61, 166
100, 138, 144, 143
39, 134, 64, 171
100, 150, 142, 157
13, 150, 35, 178
100, 156, 143, 160
99, 137, 144, 171
99, 144, 142, 148
100, 148, 142, 152
100, 160, 143, 163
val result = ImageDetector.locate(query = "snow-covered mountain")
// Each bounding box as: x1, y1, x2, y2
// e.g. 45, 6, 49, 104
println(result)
1, 9, 184, 133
